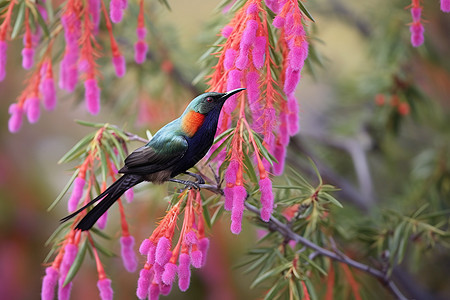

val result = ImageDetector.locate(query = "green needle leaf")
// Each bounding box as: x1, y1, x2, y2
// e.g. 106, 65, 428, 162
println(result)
63, 239, 88, 287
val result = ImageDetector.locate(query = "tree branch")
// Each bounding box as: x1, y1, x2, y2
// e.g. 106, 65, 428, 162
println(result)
197, 183, 407, 300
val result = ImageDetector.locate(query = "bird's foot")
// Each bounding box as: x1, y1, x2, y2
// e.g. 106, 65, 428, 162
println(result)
169, 178, 200, 190
184, 171, 205, 184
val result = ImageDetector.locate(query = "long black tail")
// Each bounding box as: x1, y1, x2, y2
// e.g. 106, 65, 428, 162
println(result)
60, 174, 143, 231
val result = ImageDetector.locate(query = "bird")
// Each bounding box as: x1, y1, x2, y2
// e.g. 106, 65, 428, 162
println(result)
61, 88, 245, 231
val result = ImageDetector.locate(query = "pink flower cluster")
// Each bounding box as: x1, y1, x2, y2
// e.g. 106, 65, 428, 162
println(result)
409, 0, 424, 47
41, 233, 81, 300
137, 190, 209, 299
207, 0, 309, 232
7, 59, 57, 132
442, 0, 450, 12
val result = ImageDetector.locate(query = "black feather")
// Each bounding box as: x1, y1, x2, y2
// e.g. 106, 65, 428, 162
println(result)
60, 174, 143, 231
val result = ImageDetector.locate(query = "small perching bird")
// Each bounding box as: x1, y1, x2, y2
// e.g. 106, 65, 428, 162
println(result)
61, 88, 246, 231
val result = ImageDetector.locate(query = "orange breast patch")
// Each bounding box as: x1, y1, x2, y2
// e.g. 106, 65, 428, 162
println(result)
181, 111, 205, 137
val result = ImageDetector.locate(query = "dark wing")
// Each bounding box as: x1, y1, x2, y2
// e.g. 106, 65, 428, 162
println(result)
119, 134, 188, 175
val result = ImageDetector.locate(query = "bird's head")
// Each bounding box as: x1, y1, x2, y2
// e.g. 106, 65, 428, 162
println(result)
187, 88, 246, 115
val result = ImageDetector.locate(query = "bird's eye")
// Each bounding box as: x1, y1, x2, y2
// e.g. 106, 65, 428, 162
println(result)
206, 97, 213, 102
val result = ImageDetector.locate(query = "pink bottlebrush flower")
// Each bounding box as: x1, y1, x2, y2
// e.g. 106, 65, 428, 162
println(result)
121, 0, 128, 10
139, 239, 152, 255
160, 283, 172, 296
190, 250, 202, 268
247, 3, 258, 14
58, 243, 78, 300
21, 48, 34, 70
78, 59, 90, 73
134, 40, 148, 64
287, 94, 300, 136
288, 44, 308, 71
125, 188, 134, 203
252, 36, 266, 69
441, 0, 450, 12
149, 283, 160, 300
97, 211, 108, 229
68, 176, 85, 212
41, 266, 59, 300
411, 7, 421, 22
136, 268, 152, 299
410, 23, 424, 47
155, 237, 171, 266
24, 97, 40, 124
235, 47, 249, 70
224, 186, 234, 211
184, 231, 198, 245
162, 262, 177, 285
279, 111, 290, 146
89, 0, 101, 31
137, 27, 147, 40
224, 160, 238, 211
241, 20, 258, 46
273, 143, 286, 176
59, 51, 79, 92
230, 185, 247, 235
178, 253, 191, 292
259, 177, 274, 222
147, 243, 157, 265
112, 55, 126, 77
265, 0, 282, 14
224, 49, 237, 70
97, 278, 113, 300
61, 13, 81, 46
246, 71, 260, 112
8, 104, 24, 133
40, 77, 57, 111
273, 15, 285, 28
0, 40, 8, 81
223, 69, 242, 114
153, 263, 164, 284
198, 237, 210, 267
221, 25, 233, 38
225, 160, 238, 186
284, 67, 301, 95
120, 235, 137, 272
110, 0, 124, 23
84, 78, 101, 115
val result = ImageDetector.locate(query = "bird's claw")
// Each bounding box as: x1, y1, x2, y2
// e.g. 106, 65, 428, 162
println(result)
184, 171, 205, 184
169, 178, 201, 190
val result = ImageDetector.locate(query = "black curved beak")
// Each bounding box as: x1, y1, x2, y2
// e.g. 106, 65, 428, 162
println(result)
221, 88, 246, 101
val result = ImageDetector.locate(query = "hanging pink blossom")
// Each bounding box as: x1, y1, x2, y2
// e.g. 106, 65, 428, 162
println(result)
120, 235, 137, 272
41, 266, 59, 300
136, 268, 152, 299
8, 104, 24, 133
84, 78, 101, 115
162, 263, 177, 285
177, 253, 191, 291
68, 176, 85, 212
21, 48, 34, 70
112, 55, 126, 77
40, 77, 57, 111
441, 0, 450, 12
230, 185, 247, 234
97, 278, 114, 300
24, 97, 40, 123
259, 177, 274, 222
